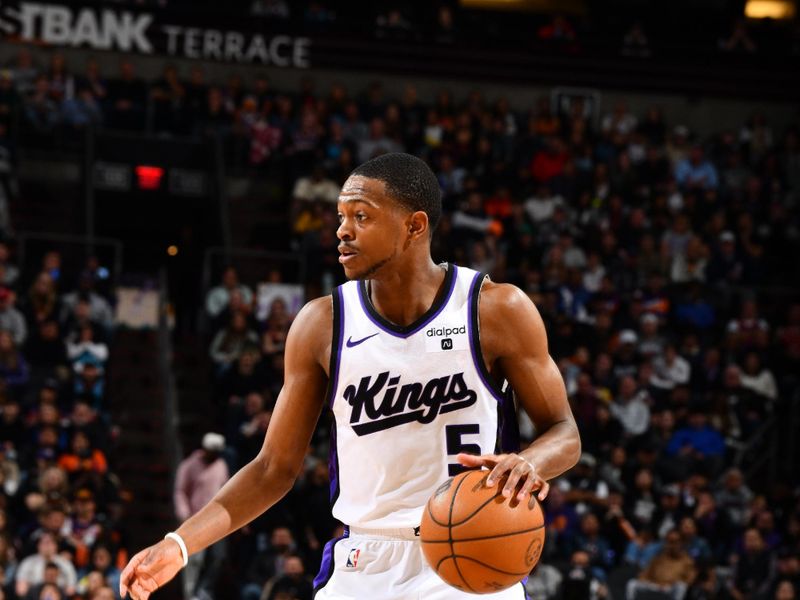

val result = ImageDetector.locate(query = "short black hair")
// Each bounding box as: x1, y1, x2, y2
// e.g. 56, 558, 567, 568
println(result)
350, 153, 442, 233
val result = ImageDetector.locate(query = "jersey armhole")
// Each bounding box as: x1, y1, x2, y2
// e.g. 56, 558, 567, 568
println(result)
467, 272, 507, 402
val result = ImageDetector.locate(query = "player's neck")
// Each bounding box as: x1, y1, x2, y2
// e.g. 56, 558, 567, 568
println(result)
366, 258, 447, 328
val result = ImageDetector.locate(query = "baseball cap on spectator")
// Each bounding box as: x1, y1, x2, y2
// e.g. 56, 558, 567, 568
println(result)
673, 125, 689, 138
202, 432, 225, 453
577, 453, 597, 468
719, 231, 735, 243
619, 329, 639, 345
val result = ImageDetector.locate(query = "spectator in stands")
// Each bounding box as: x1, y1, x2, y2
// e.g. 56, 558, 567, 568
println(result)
210, 312, 260, 373
611, 376, 650, 438
62, 84, 103, 130
57, 432, 108, 478
261, 554, 312, 600
0, 329, 29, 397
77, 59, 107, 108
175, 433, 229, 600
73, 357, 105, 410
15, 532, 77, 598
106, 60, 146, 131
69, 399, 108, 454
151, 64, 185, 134
24, 76, 60, 134
24, 272, 61, 329
0, 287, 26, 346
45, 53, 73, 104
626, 529, 696, 600
65, 489, 103, 569
738, 351, 777, 402
242, 526, 298, 600
9, 46, 38, 99
66, 325, 109, 372
666, 407, 725, 478
231, 392, 272, 466
61, 274, 113, 333
675, 147, 719, 191
81, 543, 121, 600
730, 528, 774, 599
206, 267, 254, 320
292, 166, 340, 223
651, 344, 692, 391
357, 117, 403, 163
76, 569, 106, 600
217, 345, 269, 408
726, 298, 770, 353
0, 243, 19, 287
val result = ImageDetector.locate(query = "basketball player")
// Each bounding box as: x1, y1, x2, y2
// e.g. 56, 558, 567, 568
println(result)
120, 153, 581, 599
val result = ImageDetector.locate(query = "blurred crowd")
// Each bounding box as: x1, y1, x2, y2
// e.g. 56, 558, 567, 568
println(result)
0, 243, 129, 600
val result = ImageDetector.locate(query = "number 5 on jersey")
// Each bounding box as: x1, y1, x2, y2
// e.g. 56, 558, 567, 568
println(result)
446, 424, 481, 476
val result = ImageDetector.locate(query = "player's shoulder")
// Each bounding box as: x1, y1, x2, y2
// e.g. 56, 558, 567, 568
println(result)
286, 294, 333, 360
292, 295, 333, 332
479, 279, 536, 317
477, 279, 547, 354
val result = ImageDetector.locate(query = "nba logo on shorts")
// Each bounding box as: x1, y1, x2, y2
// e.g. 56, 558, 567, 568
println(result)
441, 338, 453, 350
346, 548, 360, 568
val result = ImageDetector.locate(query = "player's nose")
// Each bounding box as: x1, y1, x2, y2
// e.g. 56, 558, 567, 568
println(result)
336, 219, 354, 241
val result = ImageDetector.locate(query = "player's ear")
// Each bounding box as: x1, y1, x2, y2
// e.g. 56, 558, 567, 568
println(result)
407, 211, 429, 241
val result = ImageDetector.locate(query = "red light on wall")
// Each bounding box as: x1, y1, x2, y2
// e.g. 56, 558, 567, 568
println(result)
135, 165, 164, 190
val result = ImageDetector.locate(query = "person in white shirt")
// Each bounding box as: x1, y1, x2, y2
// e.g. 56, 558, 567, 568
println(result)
651, 344, 691, 390
205, 267, 254, 319
610, 375, 650, 437
15, 532, 77, 598
738, 351, 778, 401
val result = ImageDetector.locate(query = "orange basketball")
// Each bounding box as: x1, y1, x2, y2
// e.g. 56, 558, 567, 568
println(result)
420, 469, 545, 594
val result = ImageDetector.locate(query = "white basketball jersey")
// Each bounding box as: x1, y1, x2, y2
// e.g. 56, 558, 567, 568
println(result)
326, 264, 521, 529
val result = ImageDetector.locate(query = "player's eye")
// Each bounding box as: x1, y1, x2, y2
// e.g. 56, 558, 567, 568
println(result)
337, 213, 344, 223
356, 213, 367, 222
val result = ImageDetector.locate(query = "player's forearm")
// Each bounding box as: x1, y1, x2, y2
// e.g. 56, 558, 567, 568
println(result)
174, 456, 296, 555
519, 419, 581, 481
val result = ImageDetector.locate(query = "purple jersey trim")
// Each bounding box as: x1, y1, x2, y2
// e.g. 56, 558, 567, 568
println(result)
327, 286, 345, 408
312, 527, 350, 594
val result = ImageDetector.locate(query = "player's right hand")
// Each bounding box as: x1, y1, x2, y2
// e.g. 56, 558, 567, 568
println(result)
120, 539, 184, 600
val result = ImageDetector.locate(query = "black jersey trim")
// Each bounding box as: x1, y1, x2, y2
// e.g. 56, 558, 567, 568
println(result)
357, 263, 457, 338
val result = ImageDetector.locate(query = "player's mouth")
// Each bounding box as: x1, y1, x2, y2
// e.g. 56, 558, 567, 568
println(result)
338, 246, 358, 264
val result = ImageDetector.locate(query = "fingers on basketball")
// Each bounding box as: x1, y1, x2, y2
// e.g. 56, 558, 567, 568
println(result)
420, 469, 546, 594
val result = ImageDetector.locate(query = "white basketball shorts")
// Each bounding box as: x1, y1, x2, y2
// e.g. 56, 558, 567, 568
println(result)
313, 526, 528, 600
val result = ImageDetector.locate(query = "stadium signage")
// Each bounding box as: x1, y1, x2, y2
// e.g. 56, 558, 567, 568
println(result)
0, 1, 311, 68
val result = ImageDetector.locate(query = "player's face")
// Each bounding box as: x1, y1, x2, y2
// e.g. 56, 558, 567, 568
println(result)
336, 176, 409, 280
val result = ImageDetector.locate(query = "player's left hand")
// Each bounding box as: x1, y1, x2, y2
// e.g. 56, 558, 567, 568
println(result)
456, 453, 550, 506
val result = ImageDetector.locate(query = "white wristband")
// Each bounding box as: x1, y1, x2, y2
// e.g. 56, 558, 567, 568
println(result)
164, 532, 189, 567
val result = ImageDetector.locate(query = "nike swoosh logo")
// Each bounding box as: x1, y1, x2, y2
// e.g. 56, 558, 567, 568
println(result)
346, 333, 379, 348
